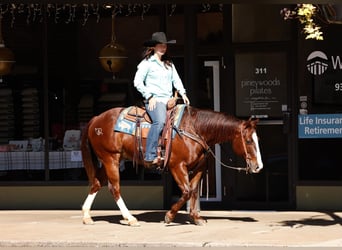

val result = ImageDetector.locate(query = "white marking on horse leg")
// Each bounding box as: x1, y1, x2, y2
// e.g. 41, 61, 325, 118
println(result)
252, 132, 263, 170
82, 192, 97, 221
116, 197, 135, 221
116, 197, 140, 226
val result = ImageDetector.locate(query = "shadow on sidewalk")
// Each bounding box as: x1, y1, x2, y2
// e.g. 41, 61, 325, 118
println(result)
92, 211, 258, 225
280, 212, 342, 228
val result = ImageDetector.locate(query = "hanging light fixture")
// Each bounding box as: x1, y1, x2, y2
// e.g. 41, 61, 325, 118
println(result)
0, 13, 15, 81
99, 13, 127, 79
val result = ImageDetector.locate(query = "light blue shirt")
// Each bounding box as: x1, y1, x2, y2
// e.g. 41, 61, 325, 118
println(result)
133, 54, 186, 103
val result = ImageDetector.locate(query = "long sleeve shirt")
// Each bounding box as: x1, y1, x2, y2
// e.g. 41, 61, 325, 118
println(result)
133, 54, 186, 103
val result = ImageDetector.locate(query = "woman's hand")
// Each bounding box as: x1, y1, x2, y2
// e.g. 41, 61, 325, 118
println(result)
148, 96, 157, 110
182, 94, 190, 105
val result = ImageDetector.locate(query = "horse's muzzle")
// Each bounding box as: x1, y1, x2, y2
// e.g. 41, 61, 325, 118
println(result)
247, 161, 263, 174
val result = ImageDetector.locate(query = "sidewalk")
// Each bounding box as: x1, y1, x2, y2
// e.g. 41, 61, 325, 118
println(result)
0, 210, 341, 248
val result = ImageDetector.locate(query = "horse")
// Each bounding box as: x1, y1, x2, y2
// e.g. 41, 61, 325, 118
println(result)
80, 105, 263, 226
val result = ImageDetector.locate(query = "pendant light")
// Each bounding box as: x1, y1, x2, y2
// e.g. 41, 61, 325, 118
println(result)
99, 13, 127, 79
0, 14, 15, 82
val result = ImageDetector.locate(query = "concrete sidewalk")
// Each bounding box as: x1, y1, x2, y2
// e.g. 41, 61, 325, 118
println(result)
0, 210, 341, 248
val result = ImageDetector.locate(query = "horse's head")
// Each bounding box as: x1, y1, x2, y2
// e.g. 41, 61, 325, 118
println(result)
232, 118, 263, 174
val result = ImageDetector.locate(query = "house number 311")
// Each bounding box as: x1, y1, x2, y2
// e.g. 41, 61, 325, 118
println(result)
255, 67, 267, 74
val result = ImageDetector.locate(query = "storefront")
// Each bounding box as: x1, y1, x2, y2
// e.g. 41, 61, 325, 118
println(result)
0, 1, 341, 210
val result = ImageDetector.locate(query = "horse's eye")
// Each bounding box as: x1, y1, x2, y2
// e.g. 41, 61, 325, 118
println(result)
246, 139, 252, 145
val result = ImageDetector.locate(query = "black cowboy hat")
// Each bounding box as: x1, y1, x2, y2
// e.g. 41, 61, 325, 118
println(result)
143, 32, 176, 47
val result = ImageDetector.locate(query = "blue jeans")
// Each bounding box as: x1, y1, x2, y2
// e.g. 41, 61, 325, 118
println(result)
144, 101, 166, 161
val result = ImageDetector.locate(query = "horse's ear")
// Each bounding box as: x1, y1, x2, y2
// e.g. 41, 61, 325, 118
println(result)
245, 117, 259, 129
252, 118, 259, 128
252, 118, 259, 124
248, 116, 259, 122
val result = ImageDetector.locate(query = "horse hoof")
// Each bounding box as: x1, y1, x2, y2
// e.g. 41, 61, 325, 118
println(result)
82, 217, 94, 225
164, 214, 174, 224
120, 218, 140, 227
194, 219, 207, 226
129, 220, 141, 227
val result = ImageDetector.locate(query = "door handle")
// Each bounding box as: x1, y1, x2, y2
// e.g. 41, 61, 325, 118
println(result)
283, 111, 291, 134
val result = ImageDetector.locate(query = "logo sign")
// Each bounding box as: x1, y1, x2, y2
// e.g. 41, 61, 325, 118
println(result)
307, 50, 342, 76
298, 113, 342, 138
306, 51, 328, 75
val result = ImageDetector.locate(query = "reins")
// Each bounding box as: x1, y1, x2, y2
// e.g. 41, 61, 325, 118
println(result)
175, 125, 249, 173
207, 147, 248, 173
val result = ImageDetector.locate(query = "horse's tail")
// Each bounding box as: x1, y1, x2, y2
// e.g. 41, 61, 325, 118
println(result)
81, 117, 99, 182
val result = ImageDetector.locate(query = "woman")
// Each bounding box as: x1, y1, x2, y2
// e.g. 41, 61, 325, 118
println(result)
133, 32, 190, 165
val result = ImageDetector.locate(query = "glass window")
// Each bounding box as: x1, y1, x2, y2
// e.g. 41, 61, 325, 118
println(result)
298, 139, 341, 181
0, 5, 168, 182
197, 12, 223, 45
232, 4, 292, 43
297, 23, 342, 182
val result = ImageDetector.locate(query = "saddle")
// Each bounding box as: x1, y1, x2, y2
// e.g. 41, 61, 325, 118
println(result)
125, 106, 151, 124
126, 106, 178, 170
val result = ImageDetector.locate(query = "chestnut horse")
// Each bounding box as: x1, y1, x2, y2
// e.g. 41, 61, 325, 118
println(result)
81, 105, 263, 226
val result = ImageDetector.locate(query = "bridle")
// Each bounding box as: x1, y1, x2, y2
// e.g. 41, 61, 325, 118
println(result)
208, 126, 252, 173
175, 124, 251, 173
239, 125, 252, 172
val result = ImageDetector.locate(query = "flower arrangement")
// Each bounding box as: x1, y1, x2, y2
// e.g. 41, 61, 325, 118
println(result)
281, 4, 324, 40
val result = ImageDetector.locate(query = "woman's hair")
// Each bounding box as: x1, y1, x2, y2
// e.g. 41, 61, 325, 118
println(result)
142, 47, 172, 68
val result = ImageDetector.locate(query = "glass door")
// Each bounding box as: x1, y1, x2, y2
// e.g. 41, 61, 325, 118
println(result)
234, 121, 289, 205
222, 49, 292, 209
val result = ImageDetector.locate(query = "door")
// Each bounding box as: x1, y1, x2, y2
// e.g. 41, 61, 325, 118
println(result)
197, 60, 222, 203
183, 59, 223, 211
222, 49, 293, 209
168, 58, 223, 208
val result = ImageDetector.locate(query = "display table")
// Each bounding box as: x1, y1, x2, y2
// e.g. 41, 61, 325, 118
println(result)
0, 151, 83, 171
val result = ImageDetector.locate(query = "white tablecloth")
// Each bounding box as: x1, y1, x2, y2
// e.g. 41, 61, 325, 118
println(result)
0, 151, 83, 171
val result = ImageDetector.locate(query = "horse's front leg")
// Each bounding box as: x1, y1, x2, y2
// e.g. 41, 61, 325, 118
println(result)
181, 163, 207, 226
188, 178, 207, 226
165, 163, 192, 224
165, 190, 190, 224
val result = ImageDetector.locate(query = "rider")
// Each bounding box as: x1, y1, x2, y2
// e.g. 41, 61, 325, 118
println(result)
133, 31, 190, 165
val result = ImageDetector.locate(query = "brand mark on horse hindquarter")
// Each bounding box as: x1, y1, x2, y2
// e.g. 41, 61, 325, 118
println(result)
95, 128, 103, 136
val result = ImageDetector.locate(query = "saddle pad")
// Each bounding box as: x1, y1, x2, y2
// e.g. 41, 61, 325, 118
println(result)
114, 104, 186, 138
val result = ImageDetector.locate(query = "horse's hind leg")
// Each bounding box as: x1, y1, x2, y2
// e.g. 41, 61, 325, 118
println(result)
107, 182, 140, 227
105, 155, 140, 227
82, 192, 97, 225
82, 178, 101, 225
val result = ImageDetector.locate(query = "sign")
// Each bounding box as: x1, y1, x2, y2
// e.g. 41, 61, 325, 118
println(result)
305, 50, 342, 105
235, 51, 287, 118
298, 114, 342, 138
71, 150, 82, 162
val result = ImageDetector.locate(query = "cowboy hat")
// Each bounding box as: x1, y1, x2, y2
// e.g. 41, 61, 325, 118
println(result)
143, 32, 176, 47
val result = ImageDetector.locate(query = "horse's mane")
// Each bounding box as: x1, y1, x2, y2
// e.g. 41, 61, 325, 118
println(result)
189, 107, 242, 145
